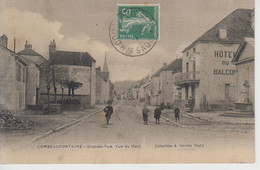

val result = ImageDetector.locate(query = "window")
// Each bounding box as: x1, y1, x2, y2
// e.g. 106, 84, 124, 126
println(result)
193, 48, 196, 53
186, 63, 189, 72
186, 52, 189, 56
219, 28, 227, 39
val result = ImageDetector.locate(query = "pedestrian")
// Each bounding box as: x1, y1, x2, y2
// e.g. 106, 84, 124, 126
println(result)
103, 100, 113, 125
142, 104, 150, 125
188, 96, 194, 113
174, 107, 180, 122
154, 105, 161, 124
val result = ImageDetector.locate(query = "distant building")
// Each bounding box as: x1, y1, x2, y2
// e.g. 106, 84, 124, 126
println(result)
175, 9, 254, 111
0, 34, 28, 110
232, 37, 254, 112
95, 56, 112, 104
17, 41, 46, 106
151, 59, 182, 106
39, 40, 96, 108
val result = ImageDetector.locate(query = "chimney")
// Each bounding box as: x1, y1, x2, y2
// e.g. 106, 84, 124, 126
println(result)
0, 34, 8, 48
219, 28, 227, 39
49, 39, 56, 53
24, 40, 32, 49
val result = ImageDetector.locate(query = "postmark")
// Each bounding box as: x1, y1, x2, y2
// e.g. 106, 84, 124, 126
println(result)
109, 4, 160, 57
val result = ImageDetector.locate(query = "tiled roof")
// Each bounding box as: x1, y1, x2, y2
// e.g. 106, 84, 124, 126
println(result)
50, 50, 96, 67
163, 58, 182, 73
232, 37, 254, 64
182, 9, 254, 52
151, 59, 182, 78
17, 48, 42, 56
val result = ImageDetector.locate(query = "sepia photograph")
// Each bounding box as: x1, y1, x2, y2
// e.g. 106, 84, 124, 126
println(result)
0, 0, 256, 164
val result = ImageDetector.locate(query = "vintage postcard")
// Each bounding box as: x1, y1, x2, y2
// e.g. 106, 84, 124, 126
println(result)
0, 0, 255, 164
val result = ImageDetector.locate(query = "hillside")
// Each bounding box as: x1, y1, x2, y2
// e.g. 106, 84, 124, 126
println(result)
113, 80, 136, 95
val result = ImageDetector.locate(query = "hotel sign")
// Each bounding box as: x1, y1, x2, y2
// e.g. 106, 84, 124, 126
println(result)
213, 50, 236, 75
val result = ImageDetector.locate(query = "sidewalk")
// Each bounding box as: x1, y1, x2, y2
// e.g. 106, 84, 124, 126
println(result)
185, 112, 255, 125
0, 105, 105, 151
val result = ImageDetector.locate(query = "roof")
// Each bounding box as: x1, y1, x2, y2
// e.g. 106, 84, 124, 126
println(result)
232, 37, 254, 64
151, 64, 168, 78
163, 59, 182, 73
0, 45, 28, 66
244, 37, 254, 48
182, 9, 254, 52
50, 50, 96, 67
103, 56, 109, 72
151, 59, 182, 78
18, 48, 42, 57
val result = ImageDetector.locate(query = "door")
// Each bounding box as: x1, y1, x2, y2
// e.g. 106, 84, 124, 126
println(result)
191, 85, 195, 106
225, 84, 230, 101
185, 86, 189, 100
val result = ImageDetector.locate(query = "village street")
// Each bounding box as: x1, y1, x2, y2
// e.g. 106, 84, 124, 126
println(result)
3, 100, 254, 163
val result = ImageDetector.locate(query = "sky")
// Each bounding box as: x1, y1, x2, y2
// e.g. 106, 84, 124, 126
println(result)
0, 0, 254, 82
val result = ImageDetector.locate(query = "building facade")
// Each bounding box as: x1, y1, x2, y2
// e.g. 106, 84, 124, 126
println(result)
0, 34, 28, 111
151, 59, 182, 106
175, 9, 254, 111
39, 40, 96, 108
95, 57, 112, 105
17, 41, 46, 106
232, 37, 254, 111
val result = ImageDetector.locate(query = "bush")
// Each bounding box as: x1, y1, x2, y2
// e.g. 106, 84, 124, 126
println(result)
0, 109, 33, 129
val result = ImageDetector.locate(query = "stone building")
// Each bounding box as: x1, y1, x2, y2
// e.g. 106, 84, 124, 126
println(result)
232, 37, 254, 112
175, 9, 254, 111
39, 40, 96, 108
151, 59, 182, 106
17, 41, 46, 106
95, 56, 112, 104
0, 34, 28, 110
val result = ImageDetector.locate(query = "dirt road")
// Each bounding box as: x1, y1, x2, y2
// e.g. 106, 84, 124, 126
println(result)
4, 101, 254, 163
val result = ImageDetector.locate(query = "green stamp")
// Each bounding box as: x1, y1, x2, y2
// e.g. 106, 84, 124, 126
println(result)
117, 4, 159, 40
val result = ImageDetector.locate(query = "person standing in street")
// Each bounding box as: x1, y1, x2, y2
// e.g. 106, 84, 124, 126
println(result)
103, 101, 113, 125
142, 104, 150, 125
154, 105, 161, 124
174, 107, 180, 122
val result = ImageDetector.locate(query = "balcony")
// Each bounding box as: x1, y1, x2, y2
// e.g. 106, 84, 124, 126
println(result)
174, 71, 200, 85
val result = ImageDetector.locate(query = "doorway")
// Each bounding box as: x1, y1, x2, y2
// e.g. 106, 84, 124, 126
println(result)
225, 84, 230, 101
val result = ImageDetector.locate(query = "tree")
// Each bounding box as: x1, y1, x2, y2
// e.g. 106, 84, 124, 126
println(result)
39, 61, 52, 112
62, 80, 82, 97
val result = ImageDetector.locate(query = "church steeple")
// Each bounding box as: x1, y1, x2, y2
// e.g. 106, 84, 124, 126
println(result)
102, 55, 109, 73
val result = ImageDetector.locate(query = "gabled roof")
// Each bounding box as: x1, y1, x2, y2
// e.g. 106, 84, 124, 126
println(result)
0, 45, 28, 66
232, 37, 254, 64
151, 59, 182, 78
163, 58, 182, 74
17, 48, 42, 57
182, 9, 254, 52
151, 64, 168, 78
50, 50, 96, 67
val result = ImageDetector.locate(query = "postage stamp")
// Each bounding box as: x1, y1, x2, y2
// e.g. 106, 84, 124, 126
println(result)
117, 4, 159, 40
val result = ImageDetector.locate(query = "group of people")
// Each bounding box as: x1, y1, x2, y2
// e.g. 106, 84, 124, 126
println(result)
142, 104, 181, 125
103, 97, 194, 125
